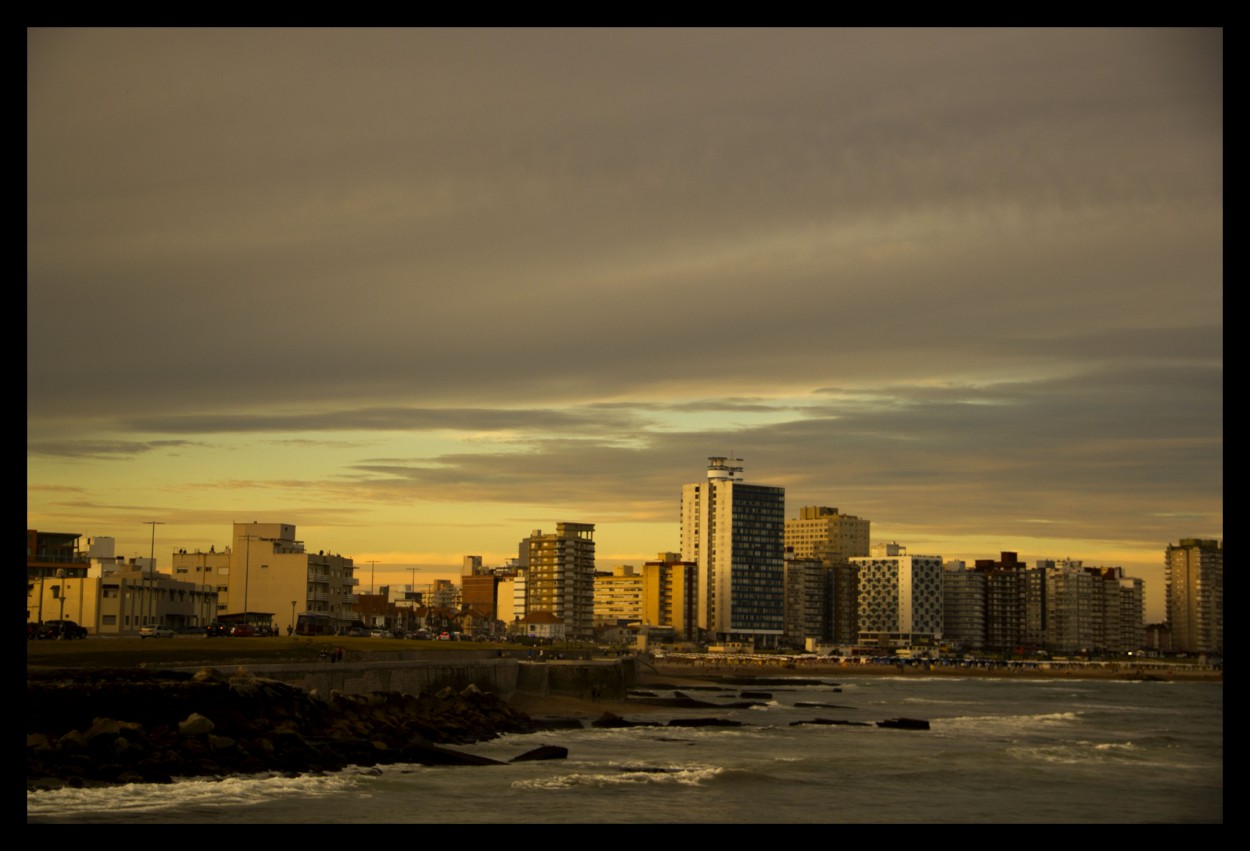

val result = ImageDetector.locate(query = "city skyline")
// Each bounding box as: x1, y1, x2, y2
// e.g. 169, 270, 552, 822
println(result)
28, 29, 1222, 624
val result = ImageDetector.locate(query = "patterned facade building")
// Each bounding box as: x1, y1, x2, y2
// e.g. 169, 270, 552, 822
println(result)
851, 542, 944, 650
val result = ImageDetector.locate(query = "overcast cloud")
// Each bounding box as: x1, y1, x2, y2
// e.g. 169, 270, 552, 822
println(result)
28, 28, 1222, 619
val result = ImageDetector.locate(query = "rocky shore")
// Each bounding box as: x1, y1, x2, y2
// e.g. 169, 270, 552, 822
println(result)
29, 653, 1220, 792
27, 665, 543, 791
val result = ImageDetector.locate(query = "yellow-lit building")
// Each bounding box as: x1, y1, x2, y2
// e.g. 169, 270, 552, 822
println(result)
28, 531, 217, 636
640, 552, 697, 641
784, 505, 871, 561
171, 522, 357, 634
593, 565, 644, 626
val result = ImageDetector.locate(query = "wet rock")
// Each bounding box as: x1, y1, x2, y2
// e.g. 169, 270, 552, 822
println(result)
509, 745, 569, 762
27, 666, 539, 788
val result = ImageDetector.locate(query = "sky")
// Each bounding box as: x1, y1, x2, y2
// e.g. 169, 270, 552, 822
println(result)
28, 28, 1222, 623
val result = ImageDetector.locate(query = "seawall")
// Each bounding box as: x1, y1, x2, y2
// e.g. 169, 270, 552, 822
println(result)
166, 654, 639, 702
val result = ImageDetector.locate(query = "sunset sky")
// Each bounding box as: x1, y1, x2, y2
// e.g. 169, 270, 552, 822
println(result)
28, 28, 1222, 622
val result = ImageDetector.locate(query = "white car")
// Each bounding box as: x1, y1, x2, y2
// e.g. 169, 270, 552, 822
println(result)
139, 624, 175, 639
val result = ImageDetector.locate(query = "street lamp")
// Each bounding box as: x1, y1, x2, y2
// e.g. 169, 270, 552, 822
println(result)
290, 600, 297, 635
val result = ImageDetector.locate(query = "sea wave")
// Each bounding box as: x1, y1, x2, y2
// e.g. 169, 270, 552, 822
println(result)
512, 764, 723, 789
27, 771, 360, 820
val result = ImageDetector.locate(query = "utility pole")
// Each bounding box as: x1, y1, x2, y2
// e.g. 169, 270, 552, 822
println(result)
239, 529, 259, 627
144, 521, 164, 628
200, 550, 210, 627
234, 525, 266, 628
409, 567, 419, 631
366, 560, 378, 629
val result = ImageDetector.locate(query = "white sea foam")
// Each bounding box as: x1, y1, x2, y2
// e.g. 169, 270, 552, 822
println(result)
512, 764, 722, 789
27, 771, 360, 820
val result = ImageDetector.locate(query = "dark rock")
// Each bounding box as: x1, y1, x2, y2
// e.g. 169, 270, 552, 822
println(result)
509, 745, 569, 762
590, 712, 662, 729
666, 717, 744, 727
876, 717, 930, 730
668, 692, 765, 709
528, 717, 585, 730
27, 667, 537, 789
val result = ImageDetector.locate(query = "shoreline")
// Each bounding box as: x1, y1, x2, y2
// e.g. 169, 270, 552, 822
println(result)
643, 655, 1222, 681
505, 659, 1221, 722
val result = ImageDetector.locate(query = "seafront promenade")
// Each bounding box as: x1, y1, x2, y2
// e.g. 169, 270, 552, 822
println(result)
644, 652, 1223, 683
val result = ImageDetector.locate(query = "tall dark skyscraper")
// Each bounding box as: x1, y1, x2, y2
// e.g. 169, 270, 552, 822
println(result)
681, 457, 785, 648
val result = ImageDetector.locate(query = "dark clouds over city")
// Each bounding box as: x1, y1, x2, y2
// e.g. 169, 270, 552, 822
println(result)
28, 28, 1222, 618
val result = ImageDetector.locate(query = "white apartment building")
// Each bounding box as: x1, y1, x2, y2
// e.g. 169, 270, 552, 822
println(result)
851, 542, 944, 650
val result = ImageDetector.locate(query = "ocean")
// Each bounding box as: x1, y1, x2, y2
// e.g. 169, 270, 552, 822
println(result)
26, 674, 1222, 824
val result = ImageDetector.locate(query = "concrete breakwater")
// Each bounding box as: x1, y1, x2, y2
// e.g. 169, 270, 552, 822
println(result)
166, 654, 640, 702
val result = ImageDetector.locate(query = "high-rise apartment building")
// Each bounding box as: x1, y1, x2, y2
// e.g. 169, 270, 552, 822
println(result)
784, 506, 870, 648
639, 552, 698, 641
783, 551, 829, 648
851, 542, 944, 650
975, 552, 1029, 652
681, 457, 785, 646
942, 560, 986, 650
1042, 562, 1098, 653
828, 560, 860, 645
1165, 538, 1223, 654
784, 506, 871, 561
593, 565, 645, 626
522, 522, 596, 640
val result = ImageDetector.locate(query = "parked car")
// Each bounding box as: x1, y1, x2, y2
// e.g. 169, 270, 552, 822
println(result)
229, 624, 255, 637
346, 627, 369, 637
37, 619, 87, 640
139, 624, 175, 639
